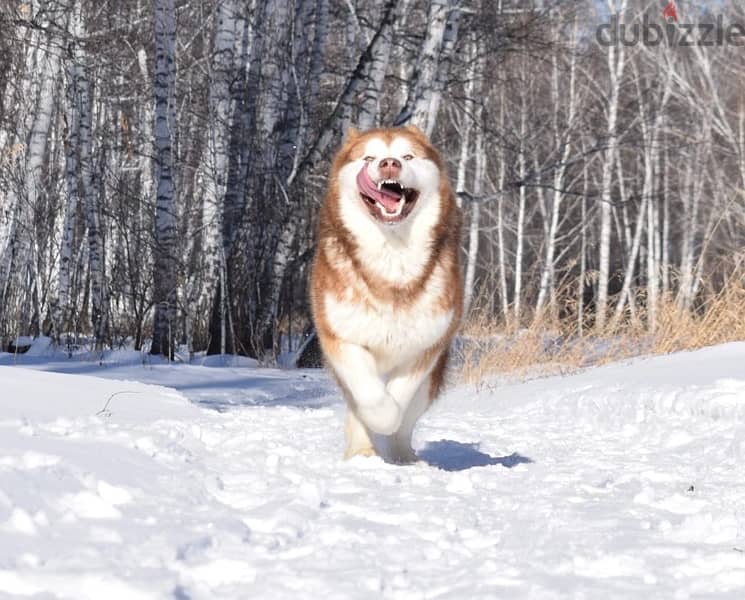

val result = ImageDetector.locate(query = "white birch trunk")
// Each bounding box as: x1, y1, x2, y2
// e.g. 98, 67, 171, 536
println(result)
677, 160, 694, 308
596, 0, 627, 330
151, 0, 179, 358
513, 95, 528, 324
661, 140, 670, 298
677, 142, 707, 310
253, 0, 302, 353
257, 0, 291, 148
397, 0, 460, 136
3, 32, 61, 327
203, 0, 239, 354
578, 155, 589, 333
645, 184, 658, 329
644, 70, 672, 330
357, 0, 393, 130
454, 113, 471, 208
286, 0, 327, 184
137, 48, 154, 215
535, 32, 578, 317
461, 34, 484, 317
0, 1, 42, 252
496, 92, 509, 322
56, 6, 84, 337
301, 0, 396, 174
78, 63, 108, 350
464, 140, 483, 318
73, 14, 109, 350
610, 195, 647, 328
428, 0, 459, 134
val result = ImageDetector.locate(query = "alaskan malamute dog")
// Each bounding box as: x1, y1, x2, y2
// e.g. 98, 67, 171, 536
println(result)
310, 126, 463, 462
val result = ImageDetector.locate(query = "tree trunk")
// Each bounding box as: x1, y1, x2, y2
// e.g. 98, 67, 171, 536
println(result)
356, 0, 393, 130
596, 0, 627, 330
513, 93, 528, 324
299, 0, 397, 176
496, 91, 509, 323
77, 33, 108, 350
395, 0, 460, 136
203, 0, 239, 355
2, 33, 61, 335
461, 33, 484, 318
535, 33, 578, 317
57, 20, 83, 338
150, 0, 179, 359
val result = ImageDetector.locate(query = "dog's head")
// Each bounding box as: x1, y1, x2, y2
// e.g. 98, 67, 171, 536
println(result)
330, 125, 445, 228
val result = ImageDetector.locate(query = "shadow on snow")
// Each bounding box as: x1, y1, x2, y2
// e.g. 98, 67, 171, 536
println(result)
418, 440, 533, 472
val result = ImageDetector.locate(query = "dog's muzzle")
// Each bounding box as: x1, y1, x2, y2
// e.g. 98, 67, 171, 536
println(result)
356, 164, 418, 224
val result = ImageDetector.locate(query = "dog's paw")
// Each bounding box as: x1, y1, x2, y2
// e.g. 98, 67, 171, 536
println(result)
344, 445, 378, 460
389, 446, 419, 464
357, 393, 402, 435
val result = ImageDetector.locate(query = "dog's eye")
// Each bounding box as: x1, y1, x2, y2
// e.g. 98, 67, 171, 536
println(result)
402, 154, 414, 161
363, 156, 375, 162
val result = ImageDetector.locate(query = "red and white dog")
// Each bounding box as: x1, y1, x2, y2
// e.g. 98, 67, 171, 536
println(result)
310, 126, 463, 462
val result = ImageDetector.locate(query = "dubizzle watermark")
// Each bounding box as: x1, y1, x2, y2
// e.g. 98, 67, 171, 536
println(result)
597, 0, 745, 47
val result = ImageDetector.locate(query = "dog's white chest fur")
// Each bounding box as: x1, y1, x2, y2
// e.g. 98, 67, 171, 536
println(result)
324, 264, 453, 372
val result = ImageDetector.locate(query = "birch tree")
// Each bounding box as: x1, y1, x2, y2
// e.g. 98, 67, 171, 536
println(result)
595, 0, 628, 330
77, 23, 109, 349
356, 0, 394, 130
395, 0, 460, 136
534, 19, 580, 318
150, 0, 179, 358
203, 0, 239, 355
456, 31, 484, 317
0, 2, 62, 336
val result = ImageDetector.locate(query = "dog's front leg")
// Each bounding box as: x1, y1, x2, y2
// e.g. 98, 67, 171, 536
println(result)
386, 355, 437, 416
383, 355, 440, 462
326, 342, 402, 435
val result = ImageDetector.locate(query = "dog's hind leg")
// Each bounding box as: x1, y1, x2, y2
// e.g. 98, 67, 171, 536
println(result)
344, 408, 377, 459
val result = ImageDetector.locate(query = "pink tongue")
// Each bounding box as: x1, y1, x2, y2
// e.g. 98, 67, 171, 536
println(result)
356, 164, 402, 212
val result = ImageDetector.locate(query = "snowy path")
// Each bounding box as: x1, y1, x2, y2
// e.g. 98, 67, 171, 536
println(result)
1, 344, 744, 598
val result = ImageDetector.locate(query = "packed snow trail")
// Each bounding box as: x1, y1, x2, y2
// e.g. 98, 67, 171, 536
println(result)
0, 344, 744, 599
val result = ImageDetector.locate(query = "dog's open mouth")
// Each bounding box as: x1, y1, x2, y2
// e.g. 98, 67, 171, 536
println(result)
356, 166, 419, 224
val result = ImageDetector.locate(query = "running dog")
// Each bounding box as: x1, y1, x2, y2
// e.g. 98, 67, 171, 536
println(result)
310, 125, 463, 462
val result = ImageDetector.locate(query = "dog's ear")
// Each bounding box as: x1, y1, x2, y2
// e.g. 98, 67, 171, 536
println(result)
345, 127, 360, 140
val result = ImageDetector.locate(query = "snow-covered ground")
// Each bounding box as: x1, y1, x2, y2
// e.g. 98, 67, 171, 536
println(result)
1, 343, 744, 599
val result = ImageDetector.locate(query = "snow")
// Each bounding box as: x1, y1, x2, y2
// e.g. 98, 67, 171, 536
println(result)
22, 336, 53, 357
0, 343, 744, 598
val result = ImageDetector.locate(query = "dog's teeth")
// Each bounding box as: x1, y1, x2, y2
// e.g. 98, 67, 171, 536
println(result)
377, 181, 383, 190
375, 200, 404, 217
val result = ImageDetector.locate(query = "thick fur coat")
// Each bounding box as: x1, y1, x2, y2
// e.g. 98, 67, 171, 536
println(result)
310, 125, 463, 462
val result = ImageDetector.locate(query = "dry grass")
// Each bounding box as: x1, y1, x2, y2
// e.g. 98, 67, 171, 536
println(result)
652, 277, 745, 354
458, 267, 745, 384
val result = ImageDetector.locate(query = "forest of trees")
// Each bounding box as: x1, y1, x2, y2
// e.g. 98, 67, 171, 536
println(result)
0, 0, 743, 361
